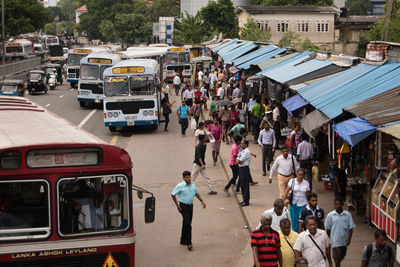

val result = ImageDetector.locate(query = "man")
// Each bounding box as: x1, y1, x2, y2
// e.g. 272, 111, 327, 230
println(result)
209, 71, 218, 87
272, 103, 282, 147
203, 72, 210, 96
361, 230, 394, 267
226, 82, 234, 99
183, 85, 195, 108
171, 170, 206, 251
232, 83, 241, 99
299, 192, 325, 233
173, 73, 181, 96
251, 213, 283, 267
259, 198, 290, 232
269, 146, 298, 199
237, 140, 252, 206
224, 136, 242, 196
258, 122, 276, 176
177, 100, 191, 136
229, 117, 245, 138
325, 197, 355, 267
250, 96, 265, 143
334, 167, 347, 200
197, 69, 204, 88
217, 82, 225, 100
247, 94, 256, 131
279, 218, 298, 267
191, 134, 217, 195
294, 215, 333, 267
297, 134, 314, 190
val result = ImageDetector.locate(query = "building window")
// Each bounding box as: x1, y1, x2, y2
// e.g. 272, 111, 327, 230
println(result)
278, 22, 288, 32
264, 22, 269, 31
317, 22, 329, 32
298, 22, 309, 32
325, 23, 329, 32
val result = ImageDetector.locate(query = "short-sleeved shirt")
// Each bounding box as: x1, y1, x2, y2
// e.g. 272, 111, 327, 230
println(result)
251, 227, 281, 267
232, 88, 241, 99
194, 143, 206, 166
171, 181, 199, 204
178, 105, 190, 119
219, 109, 231, 122
288, 179, 310, 206
258, 207, 291, 232
198, 71, 203, 81
194, 91, 202, 102
229, 143, 240, 166
361, 242, 394, 267
211, 101, 216, 112
299, 205, 325, 231
324, 209, 355, 248
209, 124, 222, 142
184, 89, 194, 99
279, 230, 298, 267
293, 229, 330, 267
230, 123, 245, 137
173, 76, 181, 85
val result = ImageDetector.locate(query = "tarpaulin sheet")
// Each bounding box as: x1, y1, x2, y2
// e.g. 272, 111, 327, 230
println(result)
333, 117, 377, 147
282, 94, 309, 116
300, 109, 330, 137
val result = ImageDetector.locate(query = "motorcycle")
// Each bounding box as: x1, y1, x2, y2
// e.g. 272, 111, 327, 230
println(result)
48, 73, 57, 90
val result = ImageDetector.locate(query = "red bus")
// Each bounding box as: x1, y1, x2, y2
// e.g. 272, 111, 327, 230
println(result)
0, 96, 155, 267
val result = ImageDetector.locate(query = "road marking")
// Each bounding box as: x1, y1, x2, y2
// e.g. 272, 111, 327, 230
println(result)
59, 95, 64, 98
78, 109, 97, 128
110, 132, 120, 145
45, 103, 50, 107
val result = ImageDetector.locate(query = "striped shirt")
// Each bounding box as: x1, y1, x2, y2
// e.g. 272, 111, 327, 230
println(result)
251, 227, 281, 267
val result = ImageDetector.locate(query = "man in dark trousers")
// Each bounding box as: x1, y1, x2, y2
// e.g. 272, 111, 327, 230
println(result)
237, 139, 253, 206
171, 170, 206, 251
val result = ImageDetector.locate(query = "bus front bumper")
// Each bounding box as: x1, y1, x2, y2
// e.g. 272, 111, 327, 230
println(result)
67, 79, 78, 83
105, 120, 158, 127
77, 97, 103, 103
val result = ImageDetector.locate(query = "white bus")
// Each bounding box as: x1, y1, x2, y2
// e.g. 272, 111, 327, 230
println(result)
165, 47, 192, 82
66, 47, 108, 88
5, 39, 33, 59
42, 35, 59, 48
77, 52, 121, 107
103, 59, 161, 132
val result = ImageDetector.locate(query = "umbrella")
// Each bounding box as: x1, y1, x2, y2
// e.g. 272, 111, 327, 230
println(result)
215, 99, 233, 107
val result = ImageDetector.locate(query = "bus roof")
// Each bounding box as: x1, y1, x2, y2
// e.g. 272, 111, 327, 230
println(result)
0, 96, 105, 150
80, 52, 121, 65
122, 48, 167, 59
103, 59, 159, 77
70, 47, 108, 55
6, 39, 32, 46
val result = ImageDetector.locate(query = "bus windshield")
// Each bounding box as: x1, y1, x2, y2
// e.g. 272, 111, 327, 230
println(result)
1, 85, 17, 92
100, 65, 112, 80
104, 77, 129, 96
6, 46, 23, 53
29, 73, 42, 80
0, 180, 50, 241
130, 75, 155, 95
166, 52, 190, 63
68, 54, 86, 66
80, 64, 99, 80
58, 175, 130, 236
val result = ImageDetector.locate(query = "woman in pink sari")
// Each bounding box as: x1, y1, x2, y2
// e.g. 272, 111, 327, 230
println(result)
209, 117, 223, 166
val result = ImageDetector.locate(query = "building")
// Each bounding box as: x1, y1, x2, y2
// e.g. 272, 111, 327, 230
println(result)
236, 5, 339, 49
75, 5, 87, 24
152, 17, 174, 44
333, 0, 385, 15
181, 0, 250, 17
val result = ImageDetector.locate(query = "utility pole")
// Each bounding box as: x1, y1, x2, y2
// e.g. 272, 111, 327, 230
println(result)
382, 0, 395, 41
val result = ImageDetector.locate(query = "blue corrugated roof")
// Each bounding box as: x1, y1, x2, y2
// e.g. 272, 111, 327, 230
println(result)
260, 57, 333, 83
282, 94, 309, 116
222, 42, 258, 62
211, 39, 238, 52
232, 45, 276, 66
237, 47, 287, 70
256, 52, 312, 75
298, 62, 400, 119
333, 117, 377, 147
218, 42, 246, 57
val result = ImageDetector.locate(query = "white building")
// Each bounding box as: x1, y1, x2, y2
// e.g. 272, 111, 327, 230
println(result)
75, 5, 87, 24
181, 0, 250, 17
153, 17, 174, 44
43, 0, 59, 7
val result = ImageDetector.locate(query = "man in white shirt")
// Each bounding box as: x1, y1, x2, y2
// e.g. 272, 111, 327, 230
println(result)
183, 85, 195, 107
232, 84, 241, 99
258, 122, 276, 176
259, 198, 290, 231
294, 215, 333, 267
173, 73, 181, 96
247, 94, 256, 131
217, 83, 225, 100
269, 146, 298, 199
237, 140, 252, 206
198, 70, 204, 87
209, 71, 218, 86
297, 134, 315, 190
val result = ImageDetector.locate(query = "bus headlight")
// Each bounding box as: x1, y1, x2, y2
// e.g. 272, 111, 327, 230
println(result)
148, 111, 154, 116
113, 112, 118, 117
143, 111, 148, 116
107, 112, 113, 118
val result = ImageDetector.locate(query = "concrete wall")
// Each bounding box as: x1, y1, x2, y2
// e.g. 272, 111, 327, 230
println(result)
387, 46, 400, 62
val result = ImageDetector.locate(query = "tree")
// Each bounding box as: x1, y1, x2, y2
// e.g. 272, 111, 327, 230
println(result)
299, 38, 321, 51
174, 13, 205, 44
346, 0, 374, 15
148, 0, 180, 22
240, 18, 270, 42
369, 1, 400, 42
200, 0, 239, 38
278, 31, 299, 47
113, 13, 152, 44
99, 20, 116, 42
250, 0, 332, 5
44, 23, 57, 35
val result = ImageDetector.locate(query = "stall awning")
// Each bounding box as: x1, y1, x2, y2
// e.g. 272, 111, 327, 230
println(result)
222, 42, 258, 63
218, 42, 246, 57
257, 53, 299, 71
236, 48, 286, 70
228, 65, 240, 74
232, 44, 276, 66
300, 109, 330, 137
211, 39, 238, 52
379, 121, 400, 139
333, 117, 377, 147
282, 94, 309, 116
256, 52, 311, 76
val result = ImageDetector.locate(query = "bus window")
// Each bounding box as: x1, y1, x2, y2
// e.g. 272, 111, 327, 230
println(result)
130, 76, 155, 95
179, 52, 190, 63
80, 64, 99, 80
104, 77, 129, 97
0, 180, 50, 241
6, 46, 23, 53
58, 175, 130, 236
100, 65, 112, 80
166, 52, 178, 63
68, 54, 85, 66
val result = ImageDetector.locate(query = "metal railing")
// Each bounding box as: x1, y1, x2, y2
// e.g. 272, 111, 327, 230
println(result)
0, 57, 42, 81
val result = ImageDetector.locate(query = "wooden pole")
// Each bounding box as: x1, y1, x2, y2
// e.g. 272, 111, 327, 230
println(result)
382, 0, 395, 41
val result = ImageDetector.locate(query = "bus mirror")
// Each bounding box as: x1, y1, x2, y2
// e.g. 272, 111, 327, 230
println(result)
145, 196, 155, 223
137, 190, 143, 199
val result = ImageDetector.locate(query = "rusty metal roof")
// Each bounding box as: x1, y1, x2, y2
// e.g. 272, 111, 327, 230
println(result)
344, 86, 400, 126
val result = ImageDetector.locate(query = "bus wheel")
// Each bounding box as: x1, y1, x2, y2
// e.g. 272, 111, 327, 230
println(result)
79, 101, 85, 108
70, 82, 76, 88
150, 124, 158, 130
109, 126, 116, 132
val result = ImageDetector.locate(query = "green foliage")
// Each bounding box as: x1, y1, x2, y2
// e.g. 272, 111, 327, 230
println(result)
148, 0, 180, 22
240, 18, 271, 42
99, 20, 116, 42
113, 13, 152, 43
250, 0, 332, 5
44, 23, 57, 35
369, 1, 400, 42
44, 21, 77, 35
1, 0, 49, 37
278, 31, 299, 48
200, 0, 239, 38
345, 0, 374, 15
174, 13, 205, 44
299, 38, 321, 51
356, 31, 369, 57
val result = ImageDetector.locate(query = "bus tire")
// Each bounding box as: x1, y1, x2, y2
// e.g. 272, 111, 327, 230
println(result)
70, 82, 76, 88
109, 126, 116, 132
79, 101, 86, 108
150, 124, 158, 130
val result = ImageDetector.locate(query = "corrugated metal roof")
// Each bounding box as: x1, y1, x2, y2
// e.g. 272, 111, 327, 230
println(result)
344, 86, 400, 125
236, 47, 287, 70
211, 39, 237, 52
257, 52, 300, 71
218, 42, 247, 57
232, 44, 276, 66
298, 62, 400, 119
379, 121, 400, 139
222, 42, 258, 62
260, 57, 333, 83
256, 52, 312, 76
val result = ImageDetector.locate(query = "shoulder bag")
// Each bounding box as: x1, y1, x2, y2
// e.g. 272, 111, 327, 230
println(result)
284, 237, 295, 255
308, 234, 326, 261
286, 178, 295, 204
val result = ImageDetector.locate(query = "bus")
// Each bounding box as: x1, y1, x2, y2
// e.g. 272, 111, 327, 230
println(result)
5, 39, 33, 59
42, 35, 59, 49
0, 96, 155, 267
102, 59, 161, 132
66, 47, 108, 88
78, 52, 121, 107
165, 47, 192, 82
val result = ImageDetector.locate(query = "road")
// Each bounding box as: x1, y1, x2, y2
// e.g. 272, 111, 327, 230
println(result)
26, 84, 251, 266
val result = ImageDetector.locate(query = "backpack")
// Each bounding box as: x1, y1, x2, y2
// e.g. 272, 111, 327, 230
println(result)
365, 243, 393, 265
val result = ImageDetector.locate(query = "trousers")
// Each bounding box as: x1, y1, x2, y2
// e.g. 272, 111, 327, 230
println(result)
192, 163, 214, 192
179, 202, 193, 244
174, 83, 180, 96
278, 173, 293, 199
300, 159, 313, 190
224, 164, 240, 192
239, 166, 251, 203
262, 144, 273, 174
180, 118, 188, 135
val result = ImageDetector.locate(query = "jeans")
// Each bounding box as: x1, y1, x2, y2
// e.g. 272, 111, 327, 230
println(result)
262, 144, 273, 174
174, 83, 180, 96
180, 118, 188, 135
290, 203, 306, 232
300, 159, 313, 190
239, 166, 251, 204
225, 164, 240, 192
179, 202, 193, 244
163, 113, 170, 130
253, 122, 260, 141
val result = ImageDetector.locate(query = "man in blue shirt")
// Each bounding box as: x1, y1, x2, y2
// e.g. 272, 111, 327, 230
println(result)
325, 197, 355, 267
171, 170, 206, 251
177, 100, 191, 136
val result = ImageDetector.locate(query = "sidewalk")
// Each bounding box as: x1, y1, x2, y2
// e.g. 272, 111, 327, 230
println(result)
213, 137, 400, 267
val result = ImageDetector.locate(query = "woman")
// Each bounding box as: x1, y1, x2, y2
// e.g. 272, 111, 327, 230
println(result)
284, 168, 310, 232
219, 105, 231, 144
192, 102, 204, 125
194, 122, 207, 147
161, 97, 175, 132
289, 123, 301, 156
208, 118, 222, 166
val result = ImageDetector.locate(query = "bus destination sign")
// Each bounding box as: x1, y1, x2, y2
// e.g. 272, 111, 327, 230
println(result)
113, 66, 145, 74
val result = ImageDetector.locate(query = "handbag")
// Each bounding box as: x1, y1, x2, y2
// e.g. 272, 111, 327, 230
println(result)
308, 234, 326, 261
285, 137, 293, 148
286, 178, 295, 203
